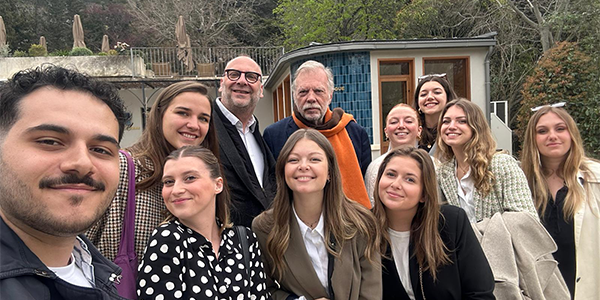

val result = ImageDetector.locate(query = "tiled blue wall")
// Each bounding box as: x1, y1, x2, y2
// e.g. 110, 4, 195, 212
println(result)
291, 52, 373, 144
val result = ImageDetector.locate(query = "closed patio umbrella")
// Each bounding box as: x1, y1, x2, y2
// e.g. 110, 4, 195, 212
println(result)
0, 16, 6, 47
39, 36, 47, 52
101, 35, 110, 53
175, 15, 194, 72
72, 14, 86, 49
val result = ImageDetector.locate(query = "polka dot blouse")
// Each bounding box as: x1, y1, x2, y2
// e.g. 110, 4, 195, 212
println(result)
137, 220, 270, 300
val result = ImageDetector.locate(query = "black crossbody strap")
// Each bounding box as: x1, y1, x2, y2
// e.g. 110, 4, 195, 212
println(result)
235, 226, 251, 278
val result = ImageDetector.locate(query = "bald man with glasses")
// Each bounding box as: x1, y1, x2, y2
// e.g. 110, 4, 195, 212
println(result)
214, 56, 276, 227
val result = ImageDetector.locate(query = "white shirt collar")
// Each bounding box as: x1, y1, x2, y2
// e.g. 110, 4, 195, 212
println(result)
216, 98, 256, 133
293, 205, 325, 239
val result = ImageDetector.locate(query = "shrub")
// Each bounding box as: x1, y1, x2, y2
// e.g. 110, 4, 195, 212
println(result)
69, 47, 94, 56
49, 49, 70, 56
0, 45, 10, 57
97, 52, 108, 56
28, 44, 47, 57
515, 41, 600, 159
13, 50, 28, 57
107, 49, 118, 56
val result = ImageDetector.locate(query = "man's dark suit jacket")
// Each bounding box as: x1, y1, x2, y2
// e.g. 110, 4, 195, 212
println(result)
213, 103, 276, 227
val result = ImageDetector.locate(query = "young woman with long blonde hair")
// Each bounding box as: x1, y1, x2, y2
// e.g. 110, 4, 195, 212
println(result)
253, 129, 381, 300
436, 98, 537, 221
373, 147, 494, 299
521, 106, 600, 299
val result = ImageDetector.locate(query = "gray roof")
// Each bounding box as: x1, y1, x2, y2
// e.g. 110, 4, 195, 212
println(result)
264, 33, 497, 88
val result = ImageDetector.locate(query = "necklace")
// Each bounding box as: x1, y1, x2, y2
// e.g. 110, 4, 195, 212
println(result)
305, 219, 319, 229
457, 163, 470, 178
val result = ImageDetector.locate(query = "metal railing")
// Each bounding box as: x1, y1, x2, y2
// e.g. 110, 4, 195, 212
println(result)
129, 46, 284, 78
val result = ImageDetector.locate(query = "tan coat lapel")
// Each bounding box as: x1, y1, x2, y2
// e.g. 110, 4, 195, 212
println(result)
284, 217, 329, 299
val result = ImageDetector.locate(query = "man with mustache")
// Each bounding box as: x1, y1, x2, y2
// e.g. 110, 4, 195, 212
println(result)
264, 60, 372, 208
214, 56, 277, 227
0, 65, 129, 299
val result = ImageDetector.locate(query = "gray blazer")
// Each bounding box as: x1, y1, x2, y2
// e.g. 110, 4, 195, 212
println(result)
437, 153, 538, 221
252, 210, 382, 300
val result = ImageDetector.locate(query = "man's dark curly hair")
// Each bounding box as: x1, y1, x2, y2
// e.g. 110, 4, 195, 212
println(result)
0, 64, 129, 141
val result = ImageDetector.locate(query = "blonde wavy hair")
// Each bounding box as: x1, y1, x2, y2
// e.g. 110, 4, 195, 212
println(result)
521, 107, 591, 219
372, 147, 450, 280
436, 98, 497, 196
255, 129, 380, 281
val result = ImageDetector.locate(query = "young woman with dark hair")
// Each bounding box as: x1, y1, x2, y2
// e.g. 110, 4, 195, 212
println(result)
373, 147, 494, 300
87, 81, 219, 260
412, 75, 457, 154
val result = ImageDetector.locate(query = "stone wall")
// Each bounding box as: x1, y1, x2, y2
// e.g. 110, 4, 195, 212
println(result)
0, 56, 145, 79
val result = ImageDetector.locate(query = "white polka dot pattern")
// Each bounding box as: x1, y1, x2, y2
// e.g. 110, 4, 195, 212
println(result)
136, 221, 270, 300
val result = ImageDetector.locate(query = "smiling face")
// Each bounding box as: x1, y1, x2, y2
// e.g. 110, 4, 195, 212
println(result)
378, 156, 423, 217
535, 112, 572, 162
440, 105, 472, 150
161, 92, 211, 149
385, 105, 422, 149
218, 57, 264, 114
0, 87, 120, 236
293, 69, 332, 124
284, 138, 329, 200
418, 81, 448, 117
162, 156, 223, 226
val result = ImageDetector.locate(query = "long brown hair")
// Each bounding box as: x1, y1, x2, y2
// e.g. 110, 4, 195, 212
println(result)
372, 147, 450, 280
255, 129, 379, 281
161, 146, 231, 231
521, 107, 590, 219
128, 81, 219, 190
436, 98, 497, 196
413, 76, 457, 150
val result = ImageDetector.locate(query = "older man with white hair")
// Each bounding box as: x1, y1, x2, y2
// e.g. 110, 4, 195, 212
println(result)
264, 60, 371, 208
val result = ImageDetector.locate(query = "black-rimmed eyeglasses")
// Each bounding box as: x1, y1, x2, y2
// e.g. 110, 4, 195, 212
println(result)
224, 69, 262, 84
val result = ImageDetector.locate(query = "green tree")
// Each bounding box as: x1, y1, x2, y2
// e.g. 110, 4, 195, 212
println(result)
395, 0, 478, 38
275, 0, 404, 50
515, 42, 600, 158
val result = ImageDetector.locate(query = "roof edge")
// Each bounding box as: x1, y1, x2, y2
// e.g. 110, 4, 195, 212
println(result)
265, 34, 497, 89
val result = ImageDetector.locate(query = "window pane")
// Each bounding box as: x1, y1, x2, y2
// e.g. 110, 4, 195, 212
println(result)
424, 59, 467, 98
380, 62, 410, 76
381, 81, 407, 141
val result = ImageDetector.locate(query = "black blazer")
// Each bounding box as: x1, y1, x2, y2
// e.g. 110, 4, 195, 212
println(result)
382, 205, 495, 300
213, 103, 276, 227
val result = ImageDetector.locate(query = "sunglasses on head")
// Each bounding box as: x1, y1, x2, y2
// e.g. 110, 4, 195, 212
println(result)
530, 102, 566, 112
418, 73, 447, 82
224, 69, 262, 84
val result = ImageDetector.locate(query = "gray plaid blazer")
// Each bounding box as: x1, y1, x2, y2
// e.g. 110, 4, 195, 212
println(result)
86, 151, 164, 261
437, 153, 538, 221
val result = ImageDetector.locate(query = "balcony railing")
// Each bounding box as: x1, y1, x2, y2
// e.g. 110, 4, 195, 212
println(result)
129, 46, 284, 78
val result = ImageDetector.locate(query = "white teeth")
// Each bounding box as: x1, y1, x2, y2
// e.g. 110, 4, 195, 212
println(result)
181, 133, 197, 139
297, 177, 312, 180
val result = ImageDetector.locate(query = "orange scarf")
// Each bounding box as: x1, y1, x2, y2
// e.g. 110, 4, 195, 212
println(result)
293, 109, 371, 208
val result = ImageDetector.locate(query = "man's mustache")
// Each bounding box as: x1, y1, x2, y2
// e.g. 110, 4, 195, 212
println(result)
39, 173, 105, 191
